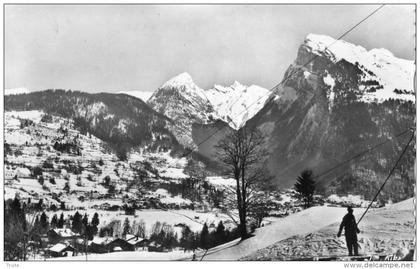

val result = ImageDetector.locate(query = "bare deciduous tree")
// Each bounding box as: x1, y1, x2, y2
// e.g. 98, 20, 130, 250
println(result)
216, 127, 273, 239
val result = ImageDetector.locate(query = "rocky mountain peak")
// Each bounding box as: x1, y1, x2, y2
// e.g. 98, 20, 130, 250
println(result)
161, 72, 195, 89
297, 33, 415, 103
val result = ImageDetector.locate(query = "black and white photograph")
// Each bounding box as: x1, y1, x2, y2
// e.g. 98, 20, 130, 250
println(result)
1, 2, 417, 266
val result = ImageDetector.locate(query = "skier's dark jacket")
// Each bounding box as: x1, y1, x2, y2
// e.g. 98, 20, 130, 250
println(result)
338, 213, 360, 238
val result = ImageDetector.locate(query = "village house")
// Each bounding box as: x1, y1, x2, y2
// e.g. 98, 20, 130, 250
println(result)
48, 243, 76, 258
88, 236, 113, 253
5, 166, 16, 180
125, 235, 149, 251
47, 228, 80, 244
5, 166, 31, 180
88, 236, 136, 253
107, 238, 135, 252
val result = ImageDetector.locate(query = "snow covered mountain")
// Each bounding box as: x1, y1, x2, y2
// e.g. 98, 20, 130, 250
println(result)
117, 90, 154, 102
5, 88, 31, 95
147, 72, 270, 148
147, 72, 220, 148
207, 81, 270, 129
245, 33, 415, 201
302, 33, 415, 103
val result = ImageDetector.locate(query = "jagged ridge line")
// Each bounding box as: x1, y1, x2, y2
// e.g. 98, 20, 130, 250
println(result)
182, 4, 386, 158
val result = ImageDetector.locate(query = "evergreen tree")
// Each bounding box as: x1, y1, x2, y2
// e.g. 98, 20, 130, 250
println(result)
71, 211, 83, 234
4, 197, 27, 260
40, 212, 49, 233
215, 221, 226, 245
122, 217, 131, 236
90, 212, 100, 236
36, 199, 44, 211
180, 225, 194, 251
199, 223, 210, 249
82, 213, 89, 228
294, 169, 316, 208
50, 214, 58, 228
57, 213, 65, 228
91, 212, 100, 227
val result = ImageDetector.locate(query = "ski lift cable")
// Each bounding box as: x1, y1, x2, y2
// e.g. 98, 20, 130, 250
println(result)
356, 128, 415, 225
314, 128, 413, 180
181, 4, 386, 159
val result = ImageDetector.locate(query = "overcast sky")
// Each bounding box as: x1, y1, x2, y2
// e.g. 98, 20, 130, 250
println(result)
5, 4, 415, 93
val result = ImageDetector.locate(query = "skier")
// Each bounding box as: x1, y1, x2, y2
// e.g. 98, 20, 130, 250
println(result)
337, 206, 360, 256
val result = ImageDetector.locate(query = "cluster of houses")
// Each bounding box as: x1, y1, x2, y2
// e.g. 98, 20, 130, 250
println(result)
44, 228, 150, 258
5, 165, 32, 181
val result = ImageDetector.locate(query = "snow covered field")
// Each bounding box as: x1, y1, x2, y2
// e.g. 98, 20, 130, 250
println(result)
49, 250, 191, 261
33, 208, 233, 235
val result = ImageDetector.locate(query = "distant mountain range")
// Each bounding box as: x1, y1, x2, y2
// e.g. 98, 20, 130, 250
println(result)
4, 33, 415, 201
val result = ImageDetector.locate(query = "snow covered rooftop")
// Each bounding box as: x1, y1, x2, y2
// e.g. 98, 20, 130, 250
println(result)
49, 243, 70, 252
52, 228, 78, 237
126, 235, 147, 245
91, 236, 113, 245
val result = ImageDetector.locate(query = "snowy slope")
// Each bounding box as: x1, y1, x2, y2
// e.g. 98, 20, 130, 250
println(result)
117, 90, 154, 102
304, 33, 415, 103
207, 81, 270, 129
184, 206, 364, 260
5, 88, 31, 95
242, 198, 415, 260
194, 198, 414, 260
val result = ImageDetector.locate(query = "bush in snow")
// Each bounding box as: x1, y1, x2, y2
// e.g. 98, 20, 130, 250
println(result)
37, 176, 45, 185
33, 166, 43, 177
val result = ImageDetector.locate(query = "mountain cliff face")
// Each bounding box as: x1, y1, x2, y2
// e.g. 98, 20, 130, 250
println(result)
147, 72, 219, 148
5, 90, 181, 155
247, 34, 415, 202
